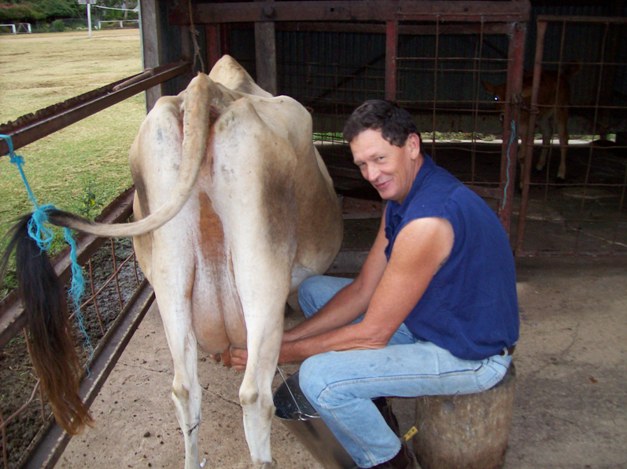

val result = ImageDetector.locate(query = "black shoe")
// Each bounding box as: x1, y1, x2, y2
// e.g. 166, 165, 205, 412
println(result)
373, 397, 400, 437
359, 442, 418, 469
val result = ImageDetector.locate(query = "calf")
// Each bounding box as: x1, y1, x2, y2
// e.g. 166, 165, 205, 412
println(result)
483, 63, 580, 182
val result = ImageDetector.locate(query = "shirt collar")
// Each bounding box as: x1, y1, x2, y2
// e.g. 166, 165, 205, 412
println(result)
388, 153, 435, 217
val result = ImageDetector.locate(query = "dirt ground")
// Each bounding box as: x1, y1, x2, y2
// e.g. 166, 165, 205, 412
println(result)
57, 256, 626, 469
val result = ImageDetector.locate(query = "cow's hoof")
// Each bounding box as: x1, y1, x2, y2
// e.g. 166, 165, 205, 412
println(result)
256, 460, 277, 468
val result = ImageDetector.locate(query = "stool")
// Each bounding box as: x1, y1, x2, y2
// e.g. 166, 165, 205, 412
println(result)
412, 362, 516, 469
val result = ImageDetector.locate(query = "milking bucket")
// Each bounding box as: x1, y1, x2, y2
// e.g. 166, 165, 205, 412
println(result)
273, 370, 354, 469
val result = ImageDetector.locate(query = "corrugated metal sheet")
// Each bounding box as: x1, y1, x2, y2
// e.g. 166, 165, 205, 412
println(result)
227, 2, 625, 134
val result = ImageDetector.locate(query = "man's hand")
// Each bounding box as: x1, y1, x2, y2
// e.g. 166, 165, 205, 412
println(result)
227, 347, 248, 371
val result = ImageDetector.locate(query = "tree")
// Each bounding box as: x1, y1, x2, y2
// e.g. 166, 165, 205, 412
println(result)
0, 0, 81, 22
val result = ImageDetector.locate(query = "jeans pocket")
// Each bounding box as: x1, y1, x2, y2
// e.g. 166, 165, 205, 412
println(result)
476, 356, 511, 391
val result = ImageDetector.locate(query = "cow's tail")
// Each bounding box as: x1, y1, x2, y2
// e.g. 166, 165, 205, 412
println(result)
47, 72, 214, 239
1, 213, 93, 434
0, 73, 213, 433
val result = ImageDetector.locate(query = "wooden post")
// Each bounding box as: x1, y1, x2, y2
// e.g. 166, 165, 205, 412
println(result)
139, 0, 162, 111
255, 1, 277, 95
385, 20, 398, 101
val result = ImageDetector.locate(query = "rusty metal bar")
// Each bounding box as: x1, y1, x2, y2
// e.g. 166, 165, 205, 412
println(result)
536, 15, 627, 25
0, 189, 135, 349
0, 61, 191, 156
385, 20, 398, 101
171, 1, 531, 24
515, 19, 547, 255
206, 24, 223, 69
278, 21, 514, 35
498, 21, 526, 233
19, 279, 155, 469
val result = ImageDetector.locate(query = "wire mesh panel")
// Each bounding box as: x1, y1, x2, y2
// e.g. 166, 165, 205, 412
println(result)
515, 16, 627, 256
394, 22, 513, 196
0, 197, 147, 468
245, 20, 525, 229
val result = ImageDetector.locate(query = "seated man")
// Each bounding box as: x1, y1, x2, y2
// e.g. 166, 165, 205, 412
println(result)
231, 100, 519, 469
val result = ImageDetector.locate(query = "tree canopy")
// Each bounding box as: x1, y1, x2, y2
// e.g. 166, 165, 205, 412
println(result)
0, 1, 138, 23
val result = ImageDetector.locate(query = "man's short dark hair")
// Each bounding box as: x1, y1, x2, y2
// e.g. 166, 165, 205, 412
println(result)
342, 100, 421, 148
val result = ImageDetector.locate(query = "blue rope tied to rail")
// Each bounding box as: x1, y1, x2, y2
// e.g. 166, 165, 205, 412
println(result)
500, 119, 517, 211
1, 134, 94, 359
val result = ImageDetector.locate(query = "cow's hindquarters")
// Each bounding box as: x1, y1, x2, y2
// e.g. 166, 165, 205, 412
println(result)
209, 98, 301, 466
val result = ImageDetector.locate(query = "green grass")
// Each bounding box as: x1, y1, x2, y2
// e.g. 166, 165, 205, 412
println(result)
0, 30, 145, 295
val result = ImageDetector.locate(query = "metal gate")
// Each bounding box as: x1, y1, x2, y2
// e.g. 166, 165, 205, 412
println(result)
515, 15, 627, 256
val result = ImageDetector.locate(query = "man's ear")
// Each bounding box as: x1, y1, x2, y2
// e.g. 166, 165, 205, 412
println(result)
407, 133, 422, 159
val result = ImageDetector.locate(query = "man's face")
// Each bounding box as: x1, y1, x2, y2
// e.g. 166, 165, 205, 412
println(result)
350, 129, 421, 203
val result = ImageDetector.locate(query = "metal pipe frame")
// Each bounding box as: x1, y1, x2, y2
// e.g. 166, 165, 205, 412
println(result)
0, 61, 190, 156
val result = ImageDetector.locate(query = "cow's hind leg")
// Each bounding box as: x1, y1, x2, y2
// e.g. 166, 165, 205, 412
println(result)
239, 303, 285, 468
168, 321, 202, 469
211, 97, 300, 467
555, 107, 569, 180
152, 271, 203, 469
517, 118, 531, 190
535, 116, 556, 176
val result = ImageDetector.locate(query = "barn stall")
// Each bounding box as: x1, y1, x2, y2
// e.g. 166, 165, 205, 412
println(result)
0, 1, 626, 467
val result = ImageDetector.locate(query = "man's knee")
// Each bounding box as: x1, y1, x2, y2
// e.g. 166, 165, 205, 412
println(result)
299, 355, 329, 404
297, 275, 324, 318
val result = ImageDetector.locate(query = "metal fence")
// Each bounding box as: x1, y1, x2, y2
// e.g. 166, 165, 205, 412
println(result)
0, 64, 188, 468
514, 16, 627, 256
0, 190, 156, 468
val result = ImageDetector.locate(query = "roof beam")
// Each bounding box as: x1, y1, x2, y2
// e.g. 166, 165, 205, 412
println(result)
171, 1, 530, 25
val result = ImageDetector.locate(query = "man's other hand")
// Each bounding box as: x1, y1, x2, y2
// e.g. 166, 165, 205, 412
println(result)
227, 347, 248, 371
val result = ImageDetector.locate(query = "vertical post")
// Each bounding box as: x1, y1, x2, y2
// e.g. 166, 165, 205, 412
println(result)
206, 25, 222, 70
139, 0, 163, 111
254, 2, 277, 95
385, 20, 398, 101
515, 19, 546, 255
498, 21, 526, 235
87, 3, 92, 38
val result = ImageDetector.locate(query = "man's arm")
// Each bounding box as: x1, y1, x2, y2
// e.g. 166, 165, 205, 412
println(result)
282, 215, 389, 342
279, 216, 454, 363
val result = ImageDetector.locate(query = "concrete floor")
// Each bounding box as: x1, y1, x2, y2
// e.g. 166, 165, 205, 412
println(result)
59, 256, 627, 468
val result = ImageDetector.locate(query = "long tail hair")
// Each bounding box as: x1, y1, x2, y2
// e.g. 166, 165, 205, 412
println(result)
0, 72, 215, 434
1, 211, 93, 434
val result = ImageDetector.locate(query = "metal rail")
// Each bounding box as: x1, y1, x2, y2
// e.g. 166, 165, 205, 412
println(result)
0, 61, 191, 156
0, 61, 190, 468
0, 190, 135, 348
21, 278, 155, 469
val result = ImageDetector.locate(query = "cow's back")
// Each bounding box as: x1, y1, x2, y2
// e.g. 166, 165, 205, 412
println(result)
131, 60, 342, 355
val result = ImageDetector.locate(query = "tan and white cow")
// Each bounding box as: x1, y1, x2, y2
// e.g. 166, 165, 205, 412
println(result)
2, 55, 343, 468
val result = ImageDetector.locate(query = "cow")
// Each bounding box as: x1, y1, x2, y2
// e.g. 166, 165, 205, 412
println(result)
483, 63, 580, 184
1, 55, 343, 468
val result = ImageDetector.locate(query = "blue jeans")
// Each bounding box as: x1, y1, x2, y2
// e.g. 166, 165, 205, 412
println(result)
297, 275, 512, 468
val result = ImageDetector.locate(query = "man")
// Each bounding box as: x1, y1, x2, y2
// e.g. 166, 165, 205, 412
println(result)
230, 100, 519, 469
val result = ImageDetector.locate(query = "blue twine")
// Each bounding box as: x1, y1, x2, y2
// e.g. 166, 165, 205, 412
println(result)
1, 134, 94, 360
64, 226, 94, 362
27, 204, 55, 251
501, 120, 517, 211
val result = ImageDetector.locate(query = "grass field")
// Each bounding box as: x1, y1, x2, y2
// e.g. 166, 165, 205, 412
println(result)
0, 29, 145, 293
0, 31, 144, 240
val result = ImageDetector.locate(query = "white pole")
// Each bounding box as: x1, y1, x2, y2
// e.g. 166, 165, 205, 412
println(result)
87, 3, 92, 37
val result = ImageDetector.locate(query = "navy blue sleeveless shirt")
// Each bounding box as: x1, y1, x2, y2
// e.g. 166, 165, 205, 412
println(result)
384, 155, 519, 360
